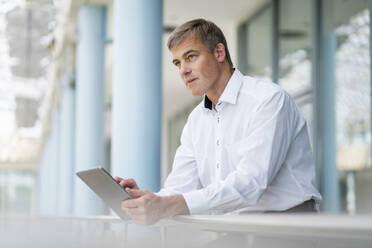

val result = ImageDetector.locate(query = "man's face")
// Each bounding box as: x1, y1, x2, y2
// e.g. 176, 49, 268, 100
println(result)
171, 35, 220, 96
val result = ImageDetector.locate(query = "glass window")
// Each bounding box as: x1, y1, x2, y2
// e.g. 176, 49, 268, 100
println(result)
245, 5, 273, 79
323, 0, 371, 213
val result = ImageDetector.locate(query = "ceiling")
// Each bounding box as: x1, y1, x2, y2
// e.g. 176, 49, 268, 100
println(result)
164, 0, 267, 26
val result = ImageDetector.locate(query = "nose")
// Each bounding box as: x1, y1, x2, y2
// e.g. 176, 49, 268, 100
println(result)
179, 62, 191, 76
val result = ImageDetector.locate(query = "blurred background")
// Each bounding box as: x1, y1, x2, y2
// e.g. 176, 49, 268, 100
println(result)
0, 0, 371, 218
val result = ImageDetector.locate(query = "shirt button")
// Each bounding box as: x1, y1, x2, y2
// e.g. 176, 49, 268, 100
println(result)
217, 163, 220, 168
216, 139, 220, 146
217, 117, 220, 123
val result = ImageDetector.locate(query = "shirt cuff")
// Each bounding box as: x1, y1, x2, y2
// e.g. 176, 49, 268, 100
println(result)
182, 189, 210, 214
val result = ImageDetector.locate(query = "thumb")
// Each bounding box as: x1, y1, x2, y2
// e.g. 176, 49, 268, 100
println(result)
126, 188, 147, 198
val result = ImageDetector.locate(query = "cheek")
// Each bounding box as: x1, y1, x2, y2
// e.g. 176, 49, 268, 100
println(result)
200, 60, 218, 80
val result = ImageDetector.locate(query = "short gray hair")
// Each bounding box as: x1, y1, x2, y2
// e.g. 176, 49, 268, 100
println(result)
167, 18, 233, 67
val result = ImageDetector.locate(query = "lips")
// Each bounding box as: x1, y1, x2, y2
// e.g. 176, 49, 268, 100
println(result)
186, 78, 197, 85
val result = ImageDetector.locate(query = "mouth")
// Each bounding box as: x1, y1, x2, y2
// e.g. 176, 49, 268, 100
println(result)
186, 78, 197, 85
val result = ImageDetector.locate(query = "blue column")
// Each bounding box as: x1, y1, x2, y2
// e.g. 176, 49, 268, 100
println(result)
314, 30, 340, 212
319, 31, 340, 212
74, 5, 106, 215
58, 74, 75, 216
111, 0, 162, 192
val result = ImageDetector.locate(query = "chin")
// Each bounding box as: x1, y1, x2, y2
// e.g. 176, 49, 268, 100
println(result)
190, 90, 204, 96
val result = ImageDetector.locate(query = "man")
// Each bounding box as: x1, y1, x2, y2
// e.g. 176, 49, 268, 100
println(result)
115, 19, 321, 225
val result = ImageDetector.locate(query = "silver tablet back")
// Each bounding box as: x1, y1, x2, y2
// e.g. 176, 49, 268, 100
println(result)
76, 167, 131, 220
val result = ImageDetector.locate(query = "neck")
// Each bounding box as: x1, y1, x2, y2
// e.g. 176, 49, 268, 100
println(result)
206, 65, 234, 106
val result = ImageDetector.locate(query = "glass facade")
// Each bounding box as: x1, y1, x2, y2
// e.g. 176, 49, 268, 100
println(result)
323, 0, 371, 213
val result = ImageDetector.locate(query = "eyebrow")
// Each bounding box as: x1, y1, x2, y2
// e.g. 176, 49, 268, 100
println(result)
172, 49, 199, 64
183, 49, 199, 57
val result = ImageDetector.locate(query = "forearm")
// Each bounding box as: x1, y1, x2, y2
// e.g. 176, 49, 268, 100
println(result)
161, 194, 190, 217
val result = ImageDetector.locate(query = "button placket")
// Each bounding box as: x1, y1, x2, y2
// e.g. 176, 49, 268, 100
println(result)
215, 111, 222, 176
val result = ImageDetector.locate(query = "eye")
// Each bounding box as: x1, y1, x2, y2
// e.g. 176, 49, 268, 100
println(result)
188, 54, 196, 60
173, 61, 180, 67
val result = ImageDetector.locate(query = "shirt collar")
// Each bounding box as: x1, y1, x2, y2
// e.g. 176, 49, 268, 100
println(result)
203, 68, 244, 110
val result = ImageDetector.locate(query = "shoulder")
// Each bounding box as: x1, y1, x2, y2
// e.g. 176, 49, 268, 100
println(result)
239, 76, 291, 109
241, 76, 306, 129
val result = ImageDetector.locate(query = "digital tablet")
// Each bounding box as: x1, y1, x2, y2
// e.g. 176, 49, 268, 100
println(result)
76, 167, 132, 220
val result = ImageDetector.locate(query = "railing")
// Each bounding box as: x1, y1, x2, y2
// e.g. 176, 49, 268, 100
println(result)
1, 214, 372, 248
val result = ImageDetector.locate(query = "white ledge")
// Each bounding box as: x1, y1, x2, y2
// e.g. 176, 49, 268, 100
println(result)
2, 214, 371, 240
161, 214, 372, 240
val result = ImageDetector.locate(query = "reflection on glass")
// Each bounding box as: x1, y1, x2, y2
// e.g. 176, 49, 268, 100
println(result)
279, 50, 311, 95
332, 6, 371, 214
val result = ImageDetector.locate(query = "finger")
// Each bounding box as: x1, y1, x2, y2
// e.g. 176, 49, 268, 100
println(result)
125, 178, 138, 188
114, 176, 123, 182
119, 180, 129, 187
126, 189, 147, 198
119, 178, 137, 188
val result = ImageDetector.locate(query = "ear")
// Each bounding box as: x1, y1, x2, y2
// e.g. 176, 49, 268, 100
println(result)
214, 43, 226, 63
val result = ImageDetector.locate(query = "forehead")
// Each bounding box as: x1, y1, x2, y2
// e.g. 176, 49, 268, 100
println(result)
170, 35, 208, 59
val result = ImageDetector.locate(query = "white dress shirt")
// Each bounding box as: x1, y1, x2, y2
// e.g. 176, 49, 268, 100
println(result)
157, 69, 322, 214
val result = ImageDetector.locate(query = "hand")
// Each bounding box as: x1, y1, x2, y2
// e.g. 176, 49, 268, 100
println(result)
114, 176, 140, 191
121, 189, 190, 226
121, 189, 165, 225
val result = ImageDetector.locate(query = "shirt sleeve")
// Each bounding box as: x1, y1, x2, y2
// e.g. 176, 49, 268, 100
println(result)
155, 116, 203, 198
183, 90, 298, 214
